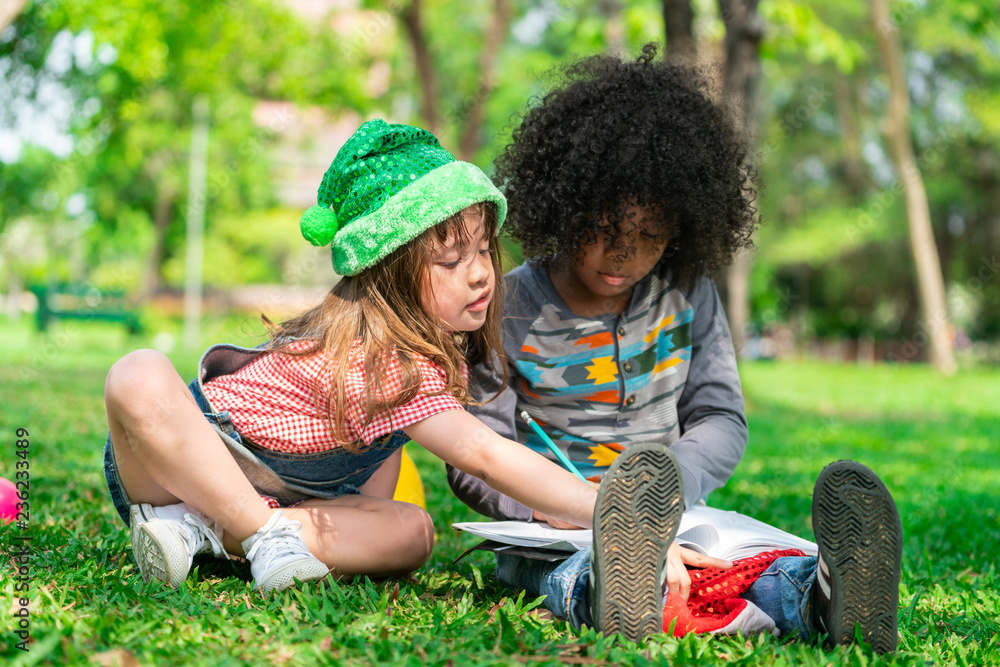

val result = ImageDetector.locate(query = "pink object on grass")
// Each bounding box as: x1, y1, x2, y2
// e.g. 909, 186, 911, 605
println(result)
0, 477, 19, 522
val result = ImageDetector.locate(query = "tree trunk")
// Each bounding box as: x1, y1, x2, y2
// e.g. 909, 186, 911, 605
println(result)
871, 0, 956, 374
137, 190, 174, 306
834, 75, 868, 198
598, 0, 625, 53
718, 0, 763, 358
6, 267, 22, 321
662, 0, 696, 61
399, 0, 440, 136
457, 0, 511, 161
719, 0, 763, 143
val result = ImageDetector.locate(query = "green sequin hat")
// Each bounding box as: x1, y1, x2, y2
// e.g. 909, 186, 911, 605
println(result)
299, 119, 507, 276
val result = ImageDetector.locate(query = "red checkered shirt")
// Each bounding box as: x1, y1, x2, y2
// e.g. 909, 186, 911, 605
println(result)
202, 340, 466, 453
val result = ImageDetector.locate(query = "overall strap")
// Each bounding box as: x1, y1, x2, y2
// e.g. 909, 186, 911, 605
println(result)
197, 343, 268, 384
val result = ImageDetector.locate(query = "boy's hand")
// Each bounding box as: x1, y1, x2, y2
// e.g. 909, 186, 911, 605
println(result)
665, 543, 732, 601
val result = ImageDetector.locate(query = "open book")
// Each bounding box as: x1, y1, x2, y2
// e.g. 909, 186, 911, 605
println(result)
453, 504, 818, 561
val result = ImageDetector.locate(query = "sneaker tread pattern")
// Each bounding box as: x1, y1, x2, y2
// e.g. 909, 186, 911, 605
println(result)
813, 461, 902, 654
592, 443, 684, 642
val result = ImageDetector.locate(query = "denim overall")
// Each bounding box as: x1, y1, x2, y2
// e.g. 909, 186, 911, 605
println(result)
103, 343, 410, 526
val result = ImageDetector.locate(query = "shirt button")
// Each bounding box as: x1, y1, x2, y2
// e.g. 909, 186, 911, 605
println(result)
625, 395, 636, 406
624, 361, 633, 372
618, 327, 625, 336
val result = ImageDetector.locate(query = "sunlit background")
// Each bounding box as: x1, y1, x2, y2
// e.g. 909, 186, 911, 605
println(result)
2, 0, 998, 369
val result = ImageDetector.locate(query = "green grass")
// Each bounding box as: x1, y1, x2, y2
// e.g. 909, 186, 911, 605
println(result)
1, 318, 998, 666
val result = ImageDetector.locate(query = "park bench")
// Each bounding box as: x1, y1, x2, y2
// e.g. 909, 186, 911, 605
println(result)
30, 284, 142, 335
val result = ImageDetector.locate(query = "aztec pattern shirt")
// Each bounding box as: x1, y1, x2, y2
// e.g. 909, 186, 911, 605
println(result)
449, 259, 748, 519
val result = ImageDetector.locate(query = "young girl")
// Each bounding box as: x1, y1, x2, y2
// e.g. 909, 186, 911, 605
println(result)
449, 46, 902, 652
102, 119, 612, 594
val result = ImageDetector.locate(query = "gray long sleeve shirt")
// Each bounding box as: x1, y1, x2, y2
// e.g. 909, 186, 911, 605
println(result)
448, 260, 748, 519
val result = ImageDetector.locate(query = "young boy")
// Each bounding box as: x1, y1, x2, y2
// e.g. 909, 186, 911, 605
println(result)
450, 45, 903, 650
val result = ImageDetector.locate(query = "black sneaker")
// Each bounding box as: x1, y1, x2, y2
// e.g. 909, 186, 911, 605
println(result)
590, 442, 685, 642
811, 460, 903, 653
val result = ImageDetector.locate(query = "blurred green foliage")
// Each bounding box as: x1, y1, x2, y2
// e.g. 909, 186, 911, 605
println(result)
1, 0, 999, 350
751, 0, 1000, 345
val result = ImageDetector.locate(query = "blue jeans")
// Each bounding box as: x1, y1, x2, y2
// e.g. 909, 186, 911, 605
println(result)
497, 550, 820, 639
103, 343, 410, 526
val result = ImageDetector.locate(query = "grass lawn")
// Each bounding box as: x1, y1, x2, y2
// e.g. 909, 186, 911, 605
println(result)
1, 318, 998, 666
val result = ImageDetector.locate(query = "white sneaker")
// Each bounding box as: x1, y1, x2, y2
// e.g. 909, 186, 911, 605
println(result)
130, 503, 227, 588
242, 510, 329, 593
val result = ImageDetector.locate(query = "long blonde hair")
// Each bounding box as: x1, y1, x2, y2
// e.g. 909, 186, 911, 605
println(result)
263, 203, 507, 453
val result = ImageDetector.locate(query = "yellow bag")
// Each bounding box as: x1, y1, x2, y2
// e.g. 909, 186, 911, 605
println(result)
392, 445, 426, 508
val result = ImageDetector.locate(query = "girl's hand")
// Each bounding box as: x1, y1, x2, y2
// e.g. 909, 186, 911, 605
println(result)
532, 482, 599, 529
665, 543, 732, 601
404, 410, 598, 528
531, 510, 585, 529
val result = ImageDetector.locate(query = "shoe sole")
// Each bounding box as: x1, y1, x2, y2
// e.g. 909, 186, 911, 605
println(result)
129, 504, 191, 588
591, 443, 684, 642
255, 558, 330, 594
812, 461, 902, 654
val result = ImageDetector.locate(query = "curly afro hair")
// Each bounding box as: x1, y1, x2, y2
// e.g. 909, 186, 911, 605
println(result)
494, 43, 760, 291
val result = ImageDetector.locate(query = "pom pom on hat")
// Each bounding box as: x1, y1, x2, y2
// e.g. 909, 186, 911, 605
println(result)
299, 205, 339, 247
